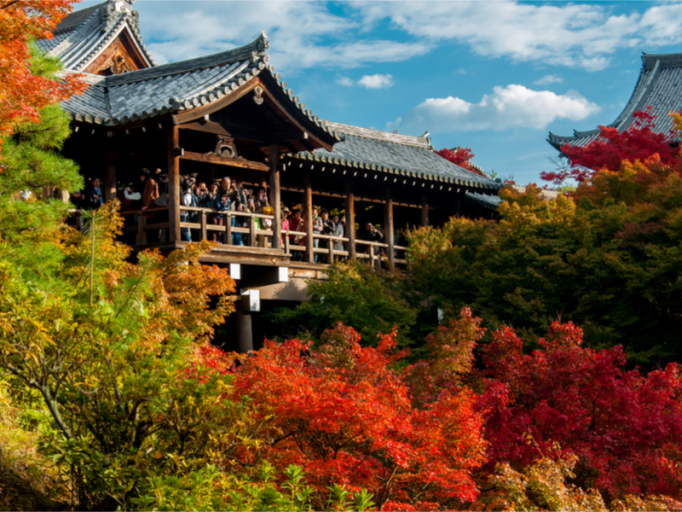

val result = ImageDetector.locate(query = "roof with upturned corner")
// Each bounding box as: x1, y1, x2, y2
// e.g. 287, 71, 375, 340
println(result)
548, 51, 682, 150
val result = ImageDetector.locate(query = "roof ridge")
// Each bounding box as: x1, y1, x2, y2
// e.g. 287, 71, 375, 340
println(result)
54, 2, 106, 34
104, 32, 268, 86
642, 51, 682, 70
324, 121, 432, 149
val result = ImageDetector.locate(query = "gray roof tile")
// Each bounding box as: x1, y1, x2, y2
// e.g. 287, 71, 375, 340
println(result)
466, 191, 502, 209
38, 0, 154, 72
60, 32, 337, 143
549, 51, 682, 150
297, 122, 501, 190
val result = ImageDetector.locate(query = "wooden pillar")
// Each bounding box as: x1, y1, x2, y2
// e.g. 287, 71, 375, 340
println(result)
345, 181, 356, 259
166, 125, 181, 243
105, 148, 116, 202
268, 144, 281, 250
384, 190, 395, 267
421, 192, 429, 227
304, 174, 314, 264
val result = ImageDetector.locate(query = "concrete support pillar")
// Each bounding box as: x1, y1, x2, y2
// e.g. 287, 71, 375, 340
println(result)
235, 310, 253, 353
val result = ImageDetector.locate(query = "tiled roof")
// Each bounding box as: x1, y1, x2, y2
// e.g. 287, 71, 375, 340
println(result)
36, 0, 154, 72
60, 33, 336, 143
465, 191, 503, 209
296, 122, 502, 190
548, 51, 682, 150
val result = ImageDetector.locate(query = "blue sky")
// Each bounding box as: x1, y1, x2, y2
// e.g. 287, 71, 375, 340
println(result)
95, 0, 682, 183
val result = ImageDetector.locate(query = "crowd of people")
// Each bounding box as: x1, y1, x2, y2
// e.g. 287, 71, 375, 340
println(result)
75, 168, 390, 262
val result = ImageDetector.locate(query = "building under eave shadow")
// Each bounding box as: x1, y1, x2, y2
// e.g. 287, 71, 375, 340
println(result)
43, 0, 504, 351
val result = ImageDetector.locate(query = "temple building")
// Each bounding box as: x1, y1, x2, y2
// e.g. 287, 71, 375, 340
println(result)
548, 51, 682, 150
43, 0, 503, 350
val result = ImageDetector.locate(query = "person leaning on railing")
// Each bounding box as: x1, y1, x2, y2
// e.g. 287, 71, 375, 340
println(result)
362, 222, 384, 256
213, 192, 231, 243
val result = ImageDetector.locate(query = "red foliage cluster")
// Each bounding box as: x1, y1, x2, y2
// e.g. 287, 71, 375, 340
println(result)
480, 321, 682, 500
194, 309, 682, 508
434, 147, 486, 176
542, 108, 679, 185
228, 323, 486, 511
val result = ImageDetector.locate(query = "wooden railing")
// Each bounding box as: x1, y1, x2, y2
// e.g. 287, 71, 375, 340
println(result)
75, 206, 407, 267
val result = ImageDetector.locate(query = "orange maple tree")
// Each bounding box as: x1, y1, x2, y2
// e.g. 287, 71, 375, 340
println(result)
216, 321, 486, 511
0, 0, 84, 156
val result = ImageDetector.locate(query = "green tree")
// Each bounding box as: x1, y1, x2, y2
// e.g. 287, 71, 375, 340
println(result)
270, 260, 418, 347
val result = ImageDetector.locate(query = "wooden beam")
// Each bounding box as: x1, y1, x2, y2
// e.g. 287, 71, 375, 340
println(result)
167, 125, 181, 242
304, 175, 314, 263
384, 190, 395, 267
173, 78, 260, 125
345, 181, 356, 259
180, 151, 269, 172
178, 119, 232, 136
269, 144, 281, 250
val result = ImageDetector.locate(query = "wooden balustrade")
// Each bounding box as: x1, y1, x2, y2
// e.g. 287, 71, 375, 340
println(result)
76, 206, 408, 267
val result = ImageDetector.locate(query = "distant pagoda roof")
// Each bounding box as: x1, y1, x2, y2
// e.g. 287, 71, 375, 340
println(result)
296, 122, 502, 190
548, 51, 682, 150
36, 0, 154, 72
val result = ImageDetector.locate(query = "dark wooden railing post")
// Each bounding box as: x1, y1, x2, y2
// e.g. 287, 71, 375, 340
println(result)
328, 238, 334, 265
345, 181, 356, 259
225, 213, 232, 245
200, 210, 207, 241
284, 230, 290, 255
304, 175, 314, 264
268, 144, 281, 250
166, 125, 181, 242
249, 216, 256, 247
384, 190, 395, 267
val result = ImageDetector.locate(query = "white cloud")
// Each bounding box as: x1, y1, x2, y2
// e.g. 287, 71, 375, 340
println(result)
390, 85, 600, 133
130, 0, 682, 73
358, 74, 394, 89
136, 1, 430, 70
534, 74, 563, 85
357, 1, 682, 71
337, 76, 355, 87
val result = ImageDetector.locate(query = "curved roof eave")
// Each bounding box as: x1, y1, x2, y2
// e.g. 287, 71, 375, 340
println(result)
290, 151, 503, 191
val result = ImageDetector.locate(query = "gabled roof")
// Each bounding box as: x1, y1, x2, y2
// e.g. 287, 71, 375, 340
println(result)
36, 0, 154, 72
548, 51, 682, 150
60, 33, 336, 143
296, 122, 502, 190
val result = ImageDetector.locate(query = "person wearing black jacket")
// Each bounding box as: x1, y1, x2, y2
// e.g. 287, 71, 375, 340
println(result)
362, 222, 384, 256
84, 178, 103, 209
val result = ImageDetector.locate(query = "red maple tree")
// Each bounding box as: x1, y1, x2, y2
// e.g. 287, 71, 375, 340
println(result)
434, 147, 488, 177
226, 323, 487, 511
542, 108, 679, 185
479, 320, 682, 501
